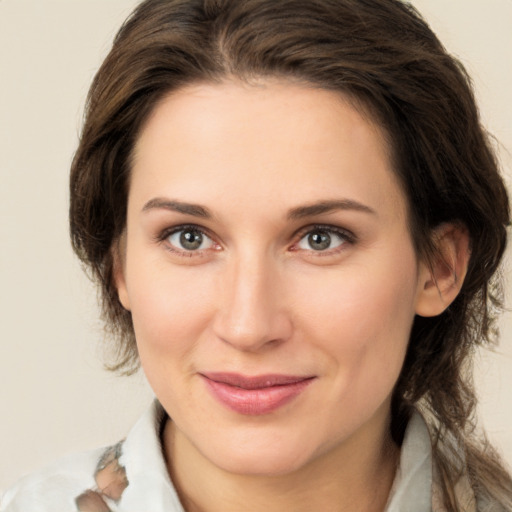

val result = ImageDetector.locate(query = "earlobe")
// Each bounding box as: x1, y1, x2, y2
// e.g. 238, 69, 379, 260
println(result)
415, 223, 471, 318
112, 236, 131, 311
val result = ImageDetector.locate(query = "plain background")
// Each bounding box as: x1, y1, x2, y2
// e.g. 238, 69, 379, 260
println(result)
1, 0, 511, 492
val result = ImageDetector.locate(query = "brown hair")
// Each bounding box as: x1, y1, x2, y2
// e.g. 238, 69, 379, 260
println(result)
70, 0, 511, 507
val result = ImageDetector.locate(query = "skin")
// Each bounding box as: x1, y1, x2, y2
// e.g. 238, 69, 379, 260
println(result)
114, 80, 469, 511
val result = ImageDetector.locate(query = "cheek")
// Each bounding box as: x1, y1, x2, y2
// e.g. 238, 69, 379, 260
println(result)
125, 259, 217, 360
126, 263, 221, 407
292, 253, 418, 382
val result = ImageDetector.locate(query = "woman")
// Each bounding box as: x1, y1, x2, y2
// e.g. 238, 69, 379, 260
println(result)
2, 0, 511, 510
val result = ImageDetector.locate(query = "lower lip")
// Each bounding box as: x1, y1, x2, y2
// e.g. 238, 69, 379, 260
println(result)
202, 377, 314, 415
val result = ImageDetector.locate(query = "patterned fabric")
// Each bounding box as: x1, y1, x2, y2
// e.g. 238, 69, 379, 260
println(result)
430, 429, 478, 512
75, 442, 129, 512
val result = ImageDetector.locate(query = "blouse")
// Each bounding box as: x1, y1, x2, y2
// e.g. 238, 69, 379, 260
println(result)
0, 400, 477, 511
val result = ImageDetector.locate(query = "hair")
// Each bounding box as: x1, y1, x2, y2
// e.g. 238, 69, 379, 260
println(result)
69, 0, 511, 508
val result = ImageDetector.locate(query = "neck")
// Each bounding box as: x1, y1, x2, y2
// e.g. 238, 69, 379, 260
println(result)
163, 411, 399, 512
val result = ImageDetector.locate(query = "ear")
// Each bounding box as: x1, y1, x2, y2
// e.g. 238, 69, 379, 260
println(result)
415, 223, 471, 317
112, 235, 131, 311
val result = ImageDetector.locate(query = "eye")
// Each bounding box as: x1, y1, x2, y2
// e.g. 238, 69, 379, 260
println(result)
297, 227, 349, 252
167, 227, 216, 252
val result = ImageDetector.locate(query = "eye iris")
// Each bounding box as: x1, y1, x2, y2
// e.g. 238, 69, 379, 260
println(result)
308, 231, 331, 250
180, 230, 203, 250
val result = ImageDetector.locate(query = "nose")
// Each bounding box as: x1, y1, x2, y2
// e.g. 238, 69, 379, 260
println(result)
212, 253, 293, 352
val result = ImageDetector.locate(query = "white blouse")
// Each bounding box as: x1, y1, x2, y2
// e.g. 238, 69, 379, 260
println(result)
1, 400, 438, 511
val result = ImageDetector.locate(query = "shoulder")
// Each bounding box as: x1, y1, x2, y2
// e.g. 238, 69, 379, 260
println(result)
1, 401, 183, 512
422, 407, 512, 512
0, 445, 107, 511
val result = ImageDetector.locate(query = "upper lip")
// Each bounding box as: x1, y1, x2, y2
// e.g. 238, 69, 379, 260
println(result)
200, 372, 315, 390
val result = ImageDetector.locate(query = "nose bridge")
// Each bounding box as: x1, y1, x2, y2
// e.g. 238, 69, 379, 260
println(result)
213, 248, 291, 351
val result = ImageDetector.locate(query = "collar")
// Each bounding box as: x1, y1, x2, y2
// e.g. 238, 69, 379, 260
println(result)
116, 401, 183, 511
109, 401, 472, 511
385, 410, 433, 511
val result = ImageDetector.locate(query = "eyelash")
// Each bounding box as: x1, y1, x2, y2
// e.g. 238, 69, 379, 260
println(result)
292, 224, 356, 256
155, 224, 219, 257
155, 223, 356, 257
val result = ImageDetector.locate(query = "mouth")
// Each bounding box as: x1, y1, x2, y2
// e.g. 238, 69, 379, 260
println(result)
200, 372, 316, 415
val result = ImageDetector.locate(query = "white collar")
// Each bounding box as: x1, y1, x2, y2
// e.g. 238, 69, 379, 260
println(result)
116, 401, 184, 511
385, 411, 433, 511
114, 400, 434, 511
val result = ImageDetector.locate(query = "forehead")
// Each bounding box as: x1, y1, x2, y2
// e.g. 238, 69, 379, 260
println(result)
130, 80, 407, 224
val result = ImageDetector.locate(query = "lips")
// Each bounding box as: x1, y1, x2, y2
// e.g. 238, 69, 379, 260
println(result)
201, 372, 315, 415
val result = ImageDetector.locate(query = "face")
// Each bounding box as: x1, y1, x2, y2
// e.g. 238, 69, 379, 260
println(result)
116, 80, 429, 476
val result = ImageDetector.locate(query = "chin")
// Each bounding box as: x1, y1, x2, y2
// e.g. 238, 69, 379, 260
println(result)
218, 452, 310, 477
201, 432, 319, 477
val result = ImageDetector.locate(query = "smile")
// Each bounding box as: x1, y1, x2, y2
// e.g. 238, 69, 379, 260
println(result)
200, 372, 316, 415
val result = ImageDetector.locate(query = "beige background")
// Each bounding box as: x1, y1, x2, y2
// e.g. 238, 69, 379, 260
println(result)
0, 0, 511, 491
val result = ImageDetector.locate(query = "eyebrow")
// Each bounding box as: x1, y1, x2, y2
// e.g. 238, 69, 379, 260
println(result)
142, 197, 376, 220
287, 199, 376, 220
142, 198, 212, 218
